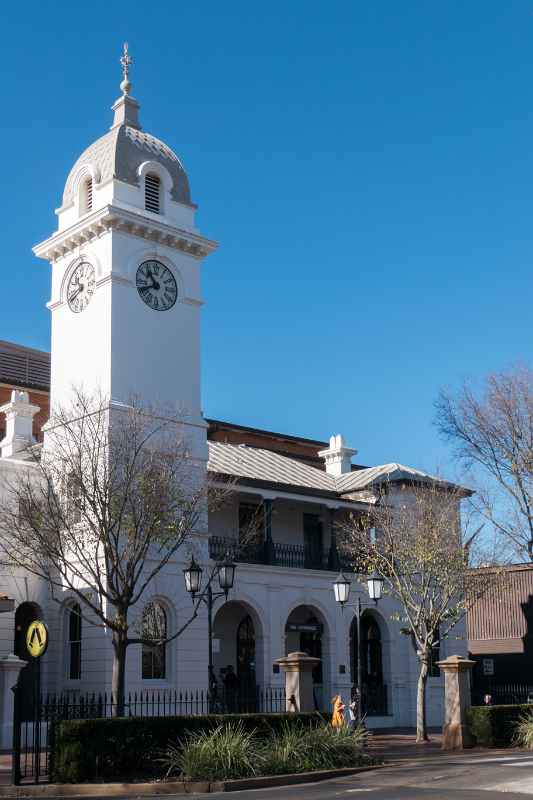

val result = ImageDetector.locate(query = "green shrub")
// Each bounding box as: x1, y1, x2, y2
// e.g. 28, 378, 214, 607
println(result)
262, 721, 368, 775
163, 722, 262, 781
163, 720, 370, 782
467, 704, 533, 748
514, 709, 533, 749
50, 712, 329, 783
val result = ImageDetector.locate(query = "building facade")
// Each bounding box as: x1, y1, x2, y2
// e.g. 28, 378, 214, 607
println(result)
0, 57, 466, 743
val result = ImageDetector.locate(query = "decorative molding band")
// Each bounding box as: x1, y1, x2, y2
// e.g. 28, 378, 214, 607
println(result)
33, 205, 218, 264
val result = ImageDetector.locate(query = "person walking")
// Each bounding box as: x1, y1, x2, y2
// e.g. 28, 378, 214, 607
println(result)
348, 685, 360, 731
331, 694, 346, 727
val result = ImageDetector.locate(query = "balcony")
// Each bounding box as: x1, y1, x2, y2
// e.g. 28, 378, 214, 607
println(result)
209, 535, 345, 571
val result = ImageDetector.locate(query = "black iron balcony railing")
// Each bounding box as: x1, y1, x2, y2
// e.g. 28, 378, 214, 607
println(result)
209, 535, 341, 571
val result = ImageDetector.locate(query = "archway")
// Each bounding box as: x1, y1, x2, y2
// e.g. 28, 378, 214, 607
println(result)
212, 601, 263, 710
350, 611, 388, 715
285, 605, 329, 709
14, 602, 42, 720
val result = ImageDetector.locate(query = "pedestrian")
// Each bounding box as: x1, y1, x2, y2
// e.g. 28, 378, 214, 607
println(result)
331, 694, 346, 727
223, 664, 239, 713
348, 685, 360, 731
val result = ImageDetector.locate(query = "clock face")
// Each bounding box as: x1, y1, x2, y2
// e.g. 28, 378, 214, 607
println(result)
67, 262, 96, 313
136, 260, 178, 311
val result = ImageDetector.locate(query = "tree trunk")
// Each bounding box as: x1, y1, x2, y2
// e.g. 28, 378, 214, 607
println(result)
416, 648, 430, 743
111, 631, 127, 717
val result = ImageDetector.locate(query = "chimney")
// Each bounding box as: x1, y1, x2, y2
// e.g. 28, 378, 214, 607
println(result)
318, 434, 357, 477
0, 391, 40, 459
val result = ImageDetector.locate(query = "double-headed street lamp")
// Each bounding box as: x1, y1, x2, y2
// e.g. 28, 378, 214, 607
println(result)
333, 571, 384, 723
184, 553, 237, 700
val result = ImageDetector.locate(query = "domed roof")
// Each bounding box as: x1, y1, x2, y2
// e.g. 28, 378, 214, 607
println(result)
62, 61, 192, 208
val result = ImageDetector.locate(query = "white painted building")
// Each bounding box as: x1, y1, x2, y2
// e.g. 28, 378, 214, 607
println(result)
0, 56, 467, 744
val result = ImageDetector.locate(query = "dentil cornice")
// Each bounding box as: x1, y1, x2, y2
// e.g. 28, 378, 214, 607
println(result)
33, 205, 218, 263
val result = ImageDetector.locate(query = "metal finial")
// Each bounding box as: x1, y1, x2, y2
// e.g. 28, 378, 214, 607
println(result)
120, 42, 133, 95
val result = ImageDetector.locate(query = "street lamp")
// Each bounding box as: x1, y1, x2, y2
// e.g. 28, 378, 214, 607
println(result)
332, 570, 384, 723
184, 553, 237, 706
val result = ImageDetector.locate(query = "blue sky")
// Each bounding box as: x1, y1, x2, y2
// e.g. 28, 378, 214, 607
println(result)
1, 1, 532, 475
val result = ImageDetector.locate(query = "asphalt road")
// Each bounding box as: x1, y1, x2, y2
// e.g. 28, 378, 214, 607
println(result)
195, 751, 533, 800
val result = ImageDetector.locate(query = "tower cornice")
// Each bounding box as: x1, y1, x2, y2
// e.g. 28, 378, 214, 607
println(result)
33, 205, 218, 264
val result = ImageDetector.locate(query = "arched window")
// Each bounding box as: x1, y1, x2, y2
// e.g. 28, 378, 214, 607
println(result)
68, 603, 82, 680
362, 616, 382, 683
142, 602, 167, 680
145, 173, 161, 214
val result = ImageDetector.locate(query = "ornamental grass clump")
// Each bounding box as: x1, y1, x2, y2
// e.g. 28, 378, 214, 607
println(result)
262, 721, 368, 775
163, 722, 262, 781
515, 709, 533, 749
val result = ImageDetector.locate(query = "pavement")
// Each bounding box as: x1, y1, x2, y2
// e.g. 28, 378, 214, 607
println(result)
210, 746, 533, 799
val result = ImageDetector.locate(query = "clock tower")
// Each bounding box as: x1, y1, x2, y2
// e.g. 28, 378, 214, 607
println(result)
33, 46, 216, 461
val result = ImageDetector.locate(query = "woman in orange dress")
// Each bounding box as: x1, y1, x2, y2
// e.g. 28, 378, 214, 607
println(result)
331, 694, 346, 727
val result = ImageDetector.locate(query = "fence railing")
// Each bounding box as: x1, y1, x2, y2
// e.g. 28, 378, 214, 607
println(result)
471, 683, 533, 707
39, 685, 286, 720
13, 685, 287, 785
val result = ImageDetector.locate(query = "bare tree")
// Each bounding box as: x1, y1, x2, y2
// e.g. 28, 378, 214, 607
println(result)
338, 480, 498, 743
0, 390, 234, 715
436, 367, 533, 561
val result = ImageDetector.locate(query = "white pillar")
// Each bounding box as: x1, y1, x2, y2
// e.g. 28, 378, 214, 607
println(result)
0, 655, 27, 749
0, 391, 40, 459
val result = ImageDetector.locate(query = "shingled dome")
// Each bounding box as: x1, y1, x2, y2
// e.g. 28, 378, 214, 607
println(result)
62, 90, 192, 208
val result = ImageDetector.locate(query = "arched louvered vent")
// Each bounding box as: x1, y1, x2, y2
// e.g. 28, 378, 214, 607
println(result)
85, 178, 93, 212
145, 173, 161, 214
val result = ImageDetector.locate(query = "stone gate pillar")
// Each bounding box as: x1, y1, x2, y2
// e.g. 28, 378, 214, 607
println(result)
436, 654, 476, 750
0, 655, 27, 749
274, 651, 321, 713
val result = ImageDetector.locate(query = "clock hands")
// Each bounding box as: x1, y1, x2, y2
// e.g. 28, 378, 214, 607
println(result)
145, 265, 161, 292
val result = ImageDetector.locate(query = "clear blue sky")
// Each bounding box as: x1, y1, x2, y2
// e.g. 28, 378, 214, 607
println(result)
2, 1, 532, 475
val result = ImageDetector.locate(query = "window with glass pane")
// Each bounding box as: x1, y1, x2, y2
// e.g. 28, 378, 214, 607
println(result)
142, 602, 167, 680
68, 603, 82, 680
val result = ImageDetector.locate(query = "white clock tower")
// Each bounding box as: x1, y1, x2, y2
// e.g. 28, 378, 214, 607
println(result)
34, 46, 216, 461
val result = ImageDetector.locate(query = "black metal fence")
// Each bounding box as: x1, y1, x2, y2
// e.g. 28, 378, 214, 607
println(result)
12, 685, 286, 785
471, 683, 533, 707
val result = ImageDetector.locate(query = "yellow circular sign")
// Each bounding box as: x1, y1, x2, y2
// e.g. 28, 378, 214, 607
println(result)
26, 620, 48, 659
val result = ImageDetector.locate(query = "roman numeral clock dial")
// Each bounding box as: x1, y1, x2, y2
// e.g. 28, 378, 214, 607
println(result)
67, 262, 96, 313
136, 260, 178, 311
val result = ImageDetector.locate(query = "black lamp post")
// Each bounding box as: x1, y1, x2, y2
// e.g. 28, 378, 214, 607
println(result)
333, 570, 384, 723
184, 553, 237, 704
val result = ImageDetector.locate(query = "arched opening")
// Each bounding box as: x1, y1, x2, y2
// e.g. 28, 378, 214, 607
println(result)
14, 602, 42, 720
285, 605, 329, 709
145, 173, 161, 214
212, 601, 263, 711
67, 603, 82, 680
350, 612, 388, 715
141, 602, 167, 680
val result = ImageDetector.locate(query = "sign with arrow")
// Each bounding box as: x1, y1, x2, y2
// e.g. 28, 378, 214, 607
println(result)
25, 620, 48, 659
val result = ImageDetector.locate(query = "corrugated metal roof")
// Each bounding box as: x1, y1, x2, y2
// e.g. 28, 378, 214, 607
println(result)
335, 463, 443, 493
208, 441, 335, 492
207, 442, 441, 498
